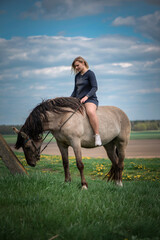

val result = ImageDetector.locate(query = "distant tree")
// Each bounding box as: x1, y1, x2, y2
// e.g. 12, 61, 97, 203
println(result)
146, 122, 159, 130
131, 120, 160, 131
0, 125, 22, 135
0, 121, 160, 134
134, 123, 146, 131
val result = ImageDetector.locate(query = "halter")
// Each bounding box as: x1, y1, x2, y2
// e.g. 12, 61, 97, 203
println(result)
23, 102, 83, 158
40, 103, 82, 153
24, 138, 41, 160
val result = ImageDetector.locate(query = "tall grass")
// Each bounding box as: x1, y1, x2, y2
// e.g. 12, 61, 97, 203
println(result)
0, 154, 160, 240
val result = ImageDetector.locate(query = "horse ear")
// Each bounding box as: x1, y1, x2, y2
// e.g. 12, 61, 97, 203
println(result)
20, 132, 28, 140
12, 127, 28, 140
12, 127, 19, 134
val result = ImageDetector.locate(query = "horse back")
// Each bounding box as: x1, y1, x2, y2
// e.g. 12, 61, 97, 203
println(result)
81, 106, 131, 147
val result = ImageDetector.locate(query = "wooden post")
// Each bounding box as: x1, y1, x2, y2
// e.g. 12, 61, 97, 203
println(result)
0, 134, 27, 175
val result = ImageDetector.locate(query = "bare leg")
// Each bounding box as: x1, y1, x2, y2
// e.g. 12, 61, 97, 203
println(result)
57, 141, 71, 182
84, 102, 99, 134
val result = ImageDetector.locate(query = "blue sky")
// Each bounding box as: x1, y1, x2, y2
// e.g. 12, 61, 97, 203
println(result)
0, 0, 160, 124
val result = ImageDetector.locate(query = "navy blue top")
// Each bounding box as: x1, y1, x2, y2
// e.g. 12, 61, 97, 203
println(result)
71, 70, 98, 106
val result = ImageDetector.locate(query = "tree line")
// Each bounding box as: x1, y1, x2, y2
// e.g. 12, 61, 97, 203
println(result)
0, 121, 160, 134
131, 120, 160, 131
0, 125, 22, 135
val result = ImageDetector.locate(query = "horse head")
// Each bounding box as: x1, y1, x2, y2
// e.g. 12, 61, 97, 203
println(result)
13, 127, 42, 167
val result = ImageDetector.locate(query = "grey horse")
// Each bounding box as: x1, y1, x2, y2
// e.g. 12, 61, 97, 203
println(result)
13, 97, 131, 189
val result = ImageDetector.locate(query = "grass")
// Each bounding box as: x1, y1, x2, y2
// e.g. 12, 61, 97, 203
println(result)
0, 153, 160, 240
2, 133, 56, 144
2, 130, 160, 144
130, 130, 160, 140
2, 134, 18, 144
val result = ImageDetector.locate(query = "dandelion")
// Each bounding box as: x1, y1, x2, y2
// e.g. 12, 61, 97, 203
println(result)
138, 164, 143, 169
126, 175, 132, 180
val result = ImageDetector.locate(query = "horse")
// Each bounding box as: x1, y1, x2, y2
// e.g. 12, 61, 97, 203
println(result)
13, 97, 131, 189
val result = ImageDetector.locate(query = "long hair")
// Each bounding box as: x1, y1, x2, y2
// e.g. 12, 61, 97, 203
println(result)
71, 56, 89, 74
15, 97, 84, 149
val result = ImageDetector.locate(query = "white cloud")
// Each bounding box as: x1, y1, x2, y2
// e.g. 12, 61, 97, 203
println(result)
112, 62, 133, 68
23, 66, 71, 79
112, 11, 160, 42
0, 34, 160, 123
1, 35, 160, 80
113, 16, 136, 26
21, 0, 131, 20
136, 88, 160, 94
93, 63, 136, 76
21, 0, 160, 21
30, 85, 47, 90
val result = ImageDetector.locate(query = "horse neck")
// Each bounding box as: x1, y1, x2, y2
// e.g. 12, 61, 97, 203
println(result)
42, 112, 62, 132
42, 108, 86, 133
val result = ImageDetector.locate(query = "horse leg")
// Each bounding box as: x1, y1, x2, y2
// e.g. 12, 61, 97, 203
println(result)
115, 140, 127, 186
71, 139, 88, 189
103, 141, 119, 182
57, 141, 71, 182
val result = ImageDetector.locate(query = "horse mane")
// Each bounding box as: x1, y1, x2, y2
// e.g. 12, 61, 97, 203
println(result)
15, 97, 84, 149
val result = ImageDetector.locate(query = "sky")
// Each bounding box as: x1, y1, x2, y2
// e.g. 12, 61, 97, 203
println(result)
0, 0, 160, 124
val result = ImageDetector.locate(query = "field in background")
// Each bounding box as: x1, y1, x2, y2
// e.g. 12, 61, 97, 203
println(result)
130, 130, 160, 140
2, 130, 160, 144
0, 152, 160, 240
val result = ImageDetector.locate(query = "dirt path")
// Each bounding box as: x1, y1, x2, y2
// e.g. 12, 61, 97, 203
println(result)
11, 139, 160, 158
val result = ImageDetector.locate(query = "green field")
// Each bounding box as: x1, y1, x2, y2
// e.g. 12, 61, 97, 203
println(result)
130, 130, 160, 140
2, 134, 56, 144
0, 153, 160, 240
2, 130, 160, 145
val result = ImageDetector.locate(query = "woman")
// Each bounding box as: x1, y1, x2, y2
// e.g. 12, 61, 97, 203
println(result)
71, 56, 102, 146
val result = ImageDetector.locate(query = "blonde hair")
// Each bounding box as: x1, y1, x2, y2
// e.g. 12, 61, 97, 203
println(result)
71, 56, 89, 74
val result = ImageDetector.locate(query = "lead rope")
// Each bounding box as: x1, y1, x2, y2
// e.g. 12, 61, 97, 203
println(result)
40, 103, 83, 154
40, 134, 54, 153
59, 103, 83, 131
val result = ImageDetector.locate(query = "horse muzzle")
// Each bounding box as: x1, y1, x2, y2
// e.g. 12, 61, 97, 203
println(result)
28, 162, 36, 167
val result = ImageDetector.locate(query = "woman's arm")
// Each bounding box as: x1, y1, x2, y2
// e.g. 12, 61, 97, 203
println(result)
86, 71, 98, 98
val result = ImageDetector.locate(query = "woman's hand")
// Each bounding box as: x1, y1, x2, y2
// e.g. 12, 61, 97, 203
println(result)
80, 96, 88, 104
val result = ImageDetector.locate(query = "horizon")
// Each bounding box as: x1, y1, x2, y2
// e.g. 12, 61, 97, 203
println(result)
0, 117, 160, 126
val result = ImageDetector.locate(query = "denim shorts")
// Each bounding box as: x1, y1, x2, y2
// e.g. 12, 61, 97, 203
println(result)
85, 97, 99, 107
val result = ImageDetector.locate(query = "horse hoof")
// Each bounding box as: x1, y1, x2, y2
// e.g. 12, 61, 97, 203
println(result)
82, 185, 88, 190
115, 181, 123, 187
